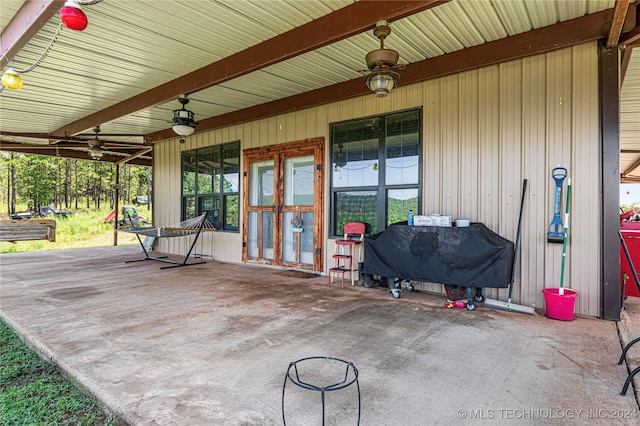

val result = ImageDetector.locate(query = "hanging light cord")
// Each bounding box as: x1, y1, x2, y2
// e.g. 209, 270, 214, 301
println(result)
0, 23, 63, 94
16, 23, 63, 74
1, 0, 104, 94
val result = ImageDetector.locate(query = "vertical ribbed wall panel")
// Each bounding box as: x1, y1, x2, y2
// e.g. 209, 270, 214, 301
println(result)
477, 67, 501, 233
521, 54, 547, 309
423, 79, 442, 215
493, 60, 522, 301
458, 70, 479, 223
154, 42, 601, 316
440, 75, 460, 216
570, 43, 601, 316
544, 49, 574, 306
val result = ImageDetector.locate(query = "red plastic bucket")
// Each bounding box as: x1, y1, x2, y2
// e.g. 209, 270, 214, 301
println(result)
542, 288, 578, 321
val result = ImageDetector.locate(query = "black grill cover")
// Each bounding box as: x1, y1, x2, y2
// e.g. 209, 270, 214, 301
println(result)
363, 223, 514, 288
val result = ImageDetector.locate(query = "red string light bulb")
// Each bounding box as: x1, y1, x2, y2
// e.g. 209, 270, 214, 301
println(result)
60, 0, 88, 31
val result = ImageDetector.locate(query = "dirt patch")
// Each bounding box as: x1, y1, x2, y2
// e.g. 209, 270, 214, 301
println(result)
273, 270, 320, 279
48, 286, 102, 300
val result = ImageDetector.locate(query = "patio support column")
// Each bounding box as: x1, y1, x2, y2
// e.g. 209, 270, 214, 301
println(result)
114, 164, 119, 246
599, 41, 621, 320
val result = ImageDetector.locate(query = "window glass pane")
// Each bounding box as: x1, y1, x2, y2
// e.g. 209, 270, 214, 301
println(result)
182, 151, 197, 195
223, 142, 240, 193
386, 110, 420, 185
224, 194, 239, 231
332, 118, 379, 188
183, 196, 196, 219
284, 156, 314, 206
198, 195, 218, 215
181, 141, 239, 231
249, 160, 274, 206
334, 191, 377, 236
387, 188, 419, 226
197, 147, 219, 194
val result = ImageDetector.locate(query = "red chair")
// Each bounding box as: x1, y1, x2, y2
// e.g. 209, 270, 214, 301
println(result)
328, 222, 366, 288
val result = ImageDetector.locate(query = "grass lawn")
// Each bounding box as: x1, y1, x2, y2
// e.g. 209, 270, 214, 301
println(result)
1, 207, 149, 253
0, 321, 120, 425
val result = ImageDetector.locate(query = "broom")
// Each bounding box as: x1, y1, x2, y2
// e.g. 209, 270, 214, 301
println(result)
485, 179, 537, 315
558, 178, 571, 295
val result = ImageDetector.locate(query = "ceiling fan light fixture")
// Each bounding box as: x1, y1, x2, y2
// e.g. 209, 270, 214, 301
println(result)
60, 0, 88, 31
171, 94, 198, 136
172, 124, 196, 136
1, 68, 23, 90
88, 145, 104, 160
87, 125, 103, 160
365, 69, 400, 98
363, 20, 401, 97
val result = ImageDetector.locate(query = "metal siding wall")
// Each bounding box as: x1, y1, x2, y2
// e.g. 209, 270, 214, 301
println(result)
154, 42, 601, 316
521, 54, 548, 308
570, 43, 601, 316
441, 75, 460, 216
423, 79, 442, 215
458, 70, 479, 222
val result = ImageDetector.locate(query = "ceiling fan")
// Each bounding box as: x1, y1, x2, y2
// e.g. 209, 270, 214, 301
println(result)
359, 20, 404, 98
87, 126, 104, 160
170, 94, 199, 136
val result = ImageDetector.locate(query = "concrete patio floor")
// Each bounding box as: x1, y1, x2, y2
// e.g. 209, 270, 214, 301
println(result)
1, 245, 640, 425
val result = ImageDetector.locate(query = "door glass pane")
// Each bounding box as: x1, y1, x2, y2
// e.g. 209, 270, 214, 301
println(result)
247, 211, 258, 258
334, 191, 377, 236
247, 211, 273, 260
249, 160, 274, 206
386, 110, 420, 185
332, 118, 380, 188
300, 212, 314, 265
387, 188, 418, 226
281, 211, 314, 265
284, 156, 314, 206
262, 211, 274, 260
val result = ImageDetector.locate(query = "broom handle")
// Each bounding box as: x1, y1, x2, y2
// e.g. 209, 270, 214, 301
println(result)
559, 178, 571, 295
508, 179, 528, 302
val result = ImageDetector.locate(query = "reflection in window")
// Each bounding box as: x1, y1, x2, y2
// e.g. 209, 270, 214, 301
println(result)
330, 109, 421, 235
284, 156, 314, 206
181, 141, 240, 231
334, 191, 377, 237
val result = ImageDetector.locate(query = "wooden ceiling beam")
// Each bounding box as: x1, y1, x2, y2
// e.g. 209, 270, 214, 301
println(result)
146, 9, 612, 143
623, 155, 640, 178
620, 26, 640, 47
0, 0, 65, 69
0, 143, 151, 166
607, 0, 630, 47
53, 0, 446, 137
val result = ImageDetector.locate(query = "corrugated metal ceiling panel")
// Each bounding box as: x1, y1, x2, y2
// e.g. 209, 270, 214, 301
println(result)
1, 0, 634, 162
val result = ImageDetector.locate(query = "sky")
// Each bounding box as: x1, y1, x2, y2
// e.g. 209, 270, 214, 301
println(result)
621, 184, 640, 206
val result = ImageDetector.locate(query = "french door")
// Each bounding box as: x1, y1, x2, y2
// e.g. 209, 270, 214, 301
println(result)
243, 138, 324, 271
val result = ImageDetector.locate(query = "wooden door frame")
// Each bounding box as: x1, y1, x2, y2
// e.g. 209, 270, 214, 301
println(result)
242, 138, 324, 271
